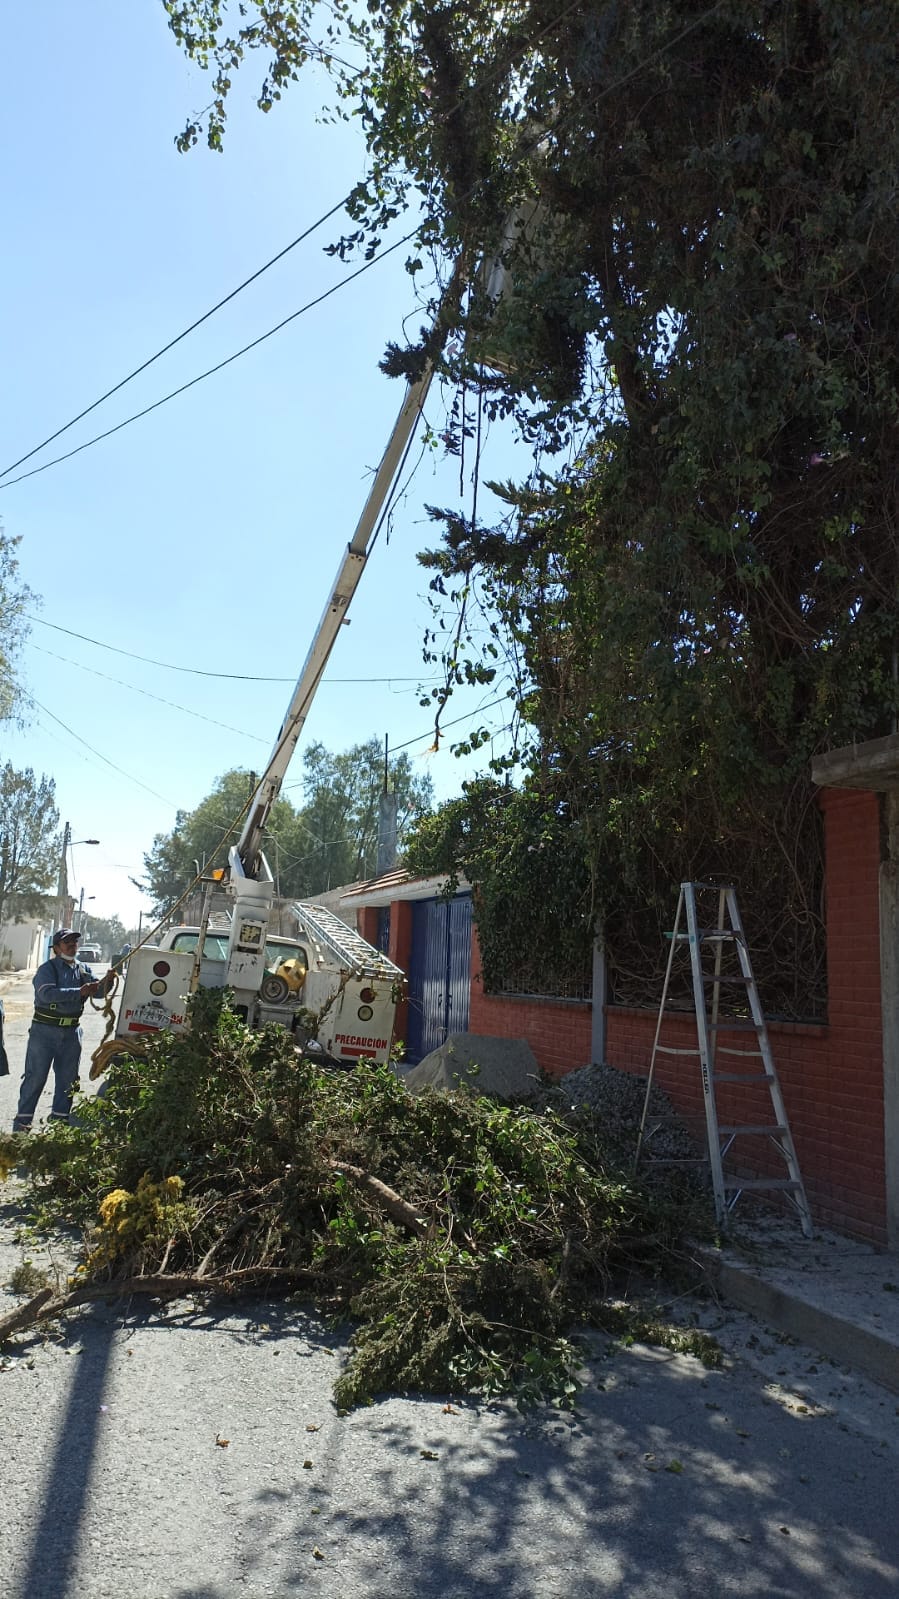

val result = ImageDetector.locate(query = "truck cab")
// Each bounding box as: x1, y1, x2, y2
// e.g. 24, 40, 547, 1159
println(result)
113, 905, 402, 1066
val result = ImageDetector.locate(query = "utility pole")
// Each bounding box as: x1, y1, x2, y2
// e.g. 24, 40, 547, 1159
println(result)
56, 821, 71, 929
377, 735, 398, 874
57, 825, 99, 931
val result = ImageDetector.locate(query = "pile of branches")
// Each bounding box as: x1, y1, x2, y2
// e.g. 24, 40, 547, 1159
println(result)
0, 991, 704, 1408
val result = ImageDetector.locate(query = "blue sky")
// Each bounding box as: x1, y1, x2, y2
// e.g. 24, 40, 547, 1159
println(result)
0, 2, 525, 928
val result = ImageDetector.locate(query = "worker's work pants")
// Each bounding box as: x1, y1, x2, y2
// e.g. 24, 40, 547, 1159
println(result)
13, 1022, 82, 1131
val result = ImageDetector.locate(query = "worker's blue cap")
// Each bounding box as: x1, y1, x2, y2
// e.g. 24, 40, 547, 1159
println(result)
52, 928, 79, 945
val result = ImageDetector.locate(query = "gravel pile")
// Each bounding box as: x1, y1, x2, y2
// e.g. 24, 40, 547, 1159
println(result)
538, 1062, 704, 1177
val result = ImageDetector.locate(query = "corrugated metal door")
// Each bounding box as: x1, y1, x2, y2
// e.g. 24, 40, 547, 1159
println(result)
405, 895, 472, 1063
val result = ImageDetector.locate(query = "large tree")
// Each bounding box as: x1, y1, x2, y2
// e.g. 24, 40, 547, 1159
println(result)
0, 765, 60, 931
139, 739, 433, 914
0, 526, 33, 725
164, 3, 899, 1015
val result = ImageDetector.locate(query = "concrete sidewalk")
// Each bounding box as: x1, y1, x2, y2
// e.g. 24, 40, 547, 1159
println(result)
700, 1216, 899, 1395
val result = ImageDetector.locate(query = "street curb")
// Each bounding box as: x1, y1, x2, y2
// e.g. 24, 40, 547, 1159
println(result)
699, 1247, 899, 1395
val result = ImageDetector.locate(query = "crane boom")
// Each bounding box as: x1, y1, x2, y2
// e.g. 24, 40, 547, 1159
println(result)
230, 355, 438, 885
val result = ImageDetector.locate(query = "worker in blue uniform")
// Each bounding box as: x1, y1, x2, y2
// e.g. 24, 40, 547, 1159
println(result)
12, 928, 114, 1132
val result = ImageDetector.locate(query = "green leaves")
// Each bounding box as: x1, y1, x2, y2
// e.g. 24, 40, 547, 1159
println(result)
0, 764, 60, 932
161, 3, 899, 1023
10, 990, 699, 1408
0, 526, 33, 726
138, 739, 434, 915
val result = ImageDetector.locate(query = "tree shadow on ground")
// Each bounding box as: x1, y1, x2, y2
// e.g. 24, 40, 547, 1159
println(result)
4, 1295, 898, 1599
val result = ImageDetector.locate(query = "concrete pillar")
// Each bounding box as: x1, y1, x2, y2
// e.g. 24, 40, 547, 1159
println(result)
591, 921, 607, 1065
881, 792, 899, 1249
377, 792, 398, 874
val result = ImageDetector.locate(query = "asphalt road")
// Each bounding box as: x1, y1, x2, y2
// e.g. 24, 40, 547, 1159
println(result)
1, 971, 898, 1599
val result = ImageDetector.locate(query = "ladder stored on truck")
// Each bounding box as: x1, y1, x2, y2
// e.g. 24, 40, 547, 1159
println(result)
293, 902, 403, 981
635, 882, 813, 1237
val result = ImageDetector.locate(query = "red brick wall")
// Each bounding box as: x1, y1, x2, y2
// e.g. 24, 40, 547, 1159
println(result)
469, 932, 592, 1079
463, 786, 888, 1242
802, 786, 885, 1239
389, 902, 413, 1049
357, 903, 412, 1048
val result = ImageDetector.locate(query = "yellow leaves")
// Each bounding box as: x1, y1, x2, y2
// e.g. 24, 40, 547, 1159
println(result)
88, 1172, 190, 1270
0, 1149, 19, 1183
98, 1189, 131, 1226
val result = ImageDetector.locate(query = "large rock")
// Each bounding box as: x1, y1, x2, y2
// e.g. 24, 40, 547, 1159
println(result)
403, 1034, 541, 1102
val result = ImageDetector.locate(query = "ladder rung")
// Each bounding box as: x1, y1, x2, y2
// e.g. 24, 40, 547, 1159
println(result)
659, 1012, 761, 1032
713, 1071, 774, 1083
717, 1046, 763, 1058
672, 930, 740, 942
653, 1044, 701, 1056
701, 973, 753, 986
719, 1124, 788, 1137
643, 1156, 705, 1167
723, 1178, 802, 1192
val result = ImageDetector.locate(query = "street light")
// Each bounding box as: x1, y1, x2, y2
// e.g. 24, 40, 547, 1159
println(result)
77, 891, 96, 932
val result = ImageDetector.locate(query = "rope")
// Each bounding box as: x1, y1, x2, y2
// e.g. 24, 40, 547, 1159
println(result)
89, 1033, 147, 1082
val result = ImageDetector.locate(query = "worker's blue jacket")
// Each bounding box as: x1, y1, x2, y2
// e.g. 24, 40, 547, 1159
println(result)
32, 955, 98, 1027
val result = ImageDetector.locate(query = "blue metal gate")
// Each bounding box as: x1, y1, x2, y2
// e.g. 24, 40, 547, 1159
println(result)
405, 894, 472, 1064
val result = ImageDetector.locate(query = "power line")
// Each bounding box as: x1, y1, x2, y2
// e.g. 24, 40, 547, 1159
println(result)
0, 3, 727, 497
0, 229, 417, 491
26, 615, 439, 684
0, 0, 566, 490
23, 691, 179, 806
390, 694, 511, 754
281, 693, 512, 788
28, 642, 271, 742
0, 196, 350, 482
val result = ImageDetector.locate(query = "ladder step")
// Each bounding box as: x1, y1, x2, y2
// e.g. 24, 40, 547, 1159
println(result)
719, 1124, 788, 1137
722, 1178, 802, 1192
658, 1013, 762, 1033
672, 930, 740, 942
642, 1157, 705, 1167
717, 1046, 763, 1058
713, 1071, 774, 1083
653, 1044, 701, 1057
700, 973, 753, 986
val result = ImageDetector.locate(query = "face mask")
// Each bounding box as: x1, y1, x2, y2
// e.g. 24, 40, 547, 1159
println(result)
57, 951, 77, 965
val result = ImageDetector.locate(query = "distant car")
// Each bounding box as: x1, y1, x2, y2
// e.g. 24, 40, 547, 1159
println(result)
78, 943, 104, 964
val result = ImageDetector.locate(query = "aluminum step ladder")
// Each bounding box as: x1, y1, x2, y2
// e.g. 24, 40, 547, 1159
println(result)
636, 882, 813, 1237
